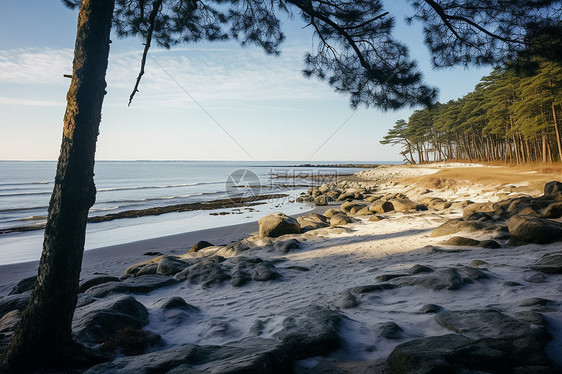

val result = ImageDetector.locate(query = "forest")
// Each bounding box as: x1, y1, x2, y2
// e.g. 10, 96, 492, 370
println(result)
382, 59, 562, 164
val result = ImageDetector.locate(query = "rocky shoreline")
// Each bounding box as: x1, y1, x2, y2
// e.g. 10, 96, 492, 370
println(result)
1, 166, 561, 373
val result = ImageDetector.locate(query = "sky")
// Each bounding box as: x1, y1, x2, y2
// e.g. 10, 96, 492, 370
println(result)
0, 1, 491, 162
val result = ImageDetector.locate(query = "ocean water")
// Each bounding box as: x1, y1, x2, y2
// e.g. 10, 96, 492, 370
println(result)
0, 161, 390, 265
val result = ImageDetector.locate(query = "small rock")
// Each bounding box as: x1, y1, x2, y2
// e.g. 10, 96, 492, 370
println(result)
368, 200, 394, 213
153, 297, 198, 312
188, 240, 214, 253
273, 238, 300, 254
390, 198, 418, 212
297, 214, 329, 232
231, 271, 252, 287
442, 236, 480, 247
477, 239, 501, 249
408, 264, 433, 274
544, 181, 562, 201
504, 281, 522, 287
0, 310, 20, 333
519, 298, 555, 307
419, 304, 441, 314
431, 219, 501, 237
157, 256, 189, 276
542, 202, 562, 218
525, 272, 547, 283
252, 263, 280, 281
469, 259, 488, 267
330, 214, 354, 226
530, 253, 562, 274
463, 202, 495, 219
376, 321, 403, 339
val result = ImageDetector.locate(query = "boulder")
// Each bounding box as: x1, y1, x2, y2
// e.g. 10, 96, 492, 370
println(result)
329, 214, 354, 226
152, 296, 197, 312
441, 236, 480, 247
392, 266, 487, 291
156, 256, 189, 276
258, 212, 300, 238
477, 239, 501, 249
508, 215, 562, 244
188, 240, 214, 253
0, 292, 31, 319
252, 263, 280, 281
313, 195, 328, 206
348, 204, 367, 215
323, 208, 344, 218
390, 198, 419, 212
544, 180, 562, 201
230, 271, 252, 287
79, 276, 121, 294
543, 202, 562, 218
175, 257, 230, 287
463, 202, 495, 220
376, 322, 403, 339
9, 276, 37, 295
428, 199, 452, 210
85, 275, 177, 298
530, 253, 562, 274
368, 200, 394, 213
431, 219, 502, 237
297, 214, 329, 232
340, 201, 362, 213
73, 295, 149, 345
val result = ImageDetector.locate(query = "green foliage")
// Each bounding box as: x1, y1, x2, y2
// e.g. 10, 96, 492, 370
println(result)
383, 58, 562, 163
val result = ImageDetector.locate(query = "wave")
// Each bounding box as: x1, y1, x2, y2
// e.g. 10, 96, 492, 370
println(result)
97, 182, 207, 192
0, 206, 49, 213
0, 191, 51, 198
0, 181, 50, 187
89, 206, 120, 213
99, 191, 222, 204
19, 215, 47, 221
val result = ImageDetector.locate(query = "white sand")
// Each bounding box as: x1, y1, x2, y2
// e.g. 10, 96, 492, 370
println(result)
1, 163, 561, 369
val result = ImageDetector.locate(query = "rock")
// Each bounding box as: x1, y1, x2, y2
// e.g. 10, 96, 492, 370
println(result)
526, 272, 547, 283
392, 268, 464, 290
0, 310, 20, 333
175, 257, 230, 287
355, 207, 373, 216
431, 218, 501, 237
340, 201, 364, 213
152, 297, 198, 312
466, 211, 495, 221
435, 309, 537, 340
85, 275, 177, 298
375, 274, 408, 282
376, 321, 403, 339
349, 204, 367, 215
73, 295, 149, 345
252, 263, 280, 281
428, 199, 452, 210
188, 240, 214, 253
297, 214, 329, 232
101, 327, 161, 357
230, 270, 252, 287
544, 180, 562, 201
273, 305, 341, 359
136, 263, 159, 276
273, 238, 300, 254
330, 214, 354, 226
408, 264, 433, 274
9, 276, 37, 295
335, 291, 359, 309
388, 334, 472, 374
442, 236, 480, 247
314, 195, 328, 206
157, 256, 189, 276
0, 292, 30, 319
323, 208, 344, 218
368, 215, 385, 221
350, 284, 399, 294
543, 202, 562, 218
418, 304, 441, 314
508, 215, 562, 244
469, 259, 488, 267
368, 200, 394, 213
258, 212, 300, 238
390, 198, 418, 212
477, 239, 501, 249
530, 253, 562, 274
519, 298, 555, 307
390, 308, 554, 373
463, 202, 495, 219
79, 276, 121, 294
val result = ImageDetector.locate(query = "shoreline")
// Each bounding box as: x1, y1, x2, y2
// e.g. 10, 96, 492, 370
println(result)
0, 205, 329, 296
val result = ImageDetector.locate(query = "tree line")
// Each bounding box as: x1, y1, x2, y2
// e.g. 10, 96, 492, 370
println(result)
382, 59, 562, 164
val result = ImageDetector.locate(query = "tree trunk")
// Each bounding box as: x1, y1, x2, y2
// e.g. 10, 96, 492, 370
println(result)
552, 103, 562, 162
2, 0, 114, 371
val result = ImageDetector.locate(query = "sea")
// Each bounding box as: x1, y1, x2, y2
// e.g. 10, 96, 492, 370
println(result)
0, 161, 395, 265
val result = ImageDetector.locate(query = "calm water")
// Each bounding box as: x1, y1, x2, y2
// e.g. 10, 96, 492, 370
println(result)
0, 161, 390, 265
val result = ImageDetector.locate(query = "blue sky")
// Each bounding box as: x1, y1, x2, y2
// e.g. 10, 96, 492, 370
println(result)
0, 1, 490, 162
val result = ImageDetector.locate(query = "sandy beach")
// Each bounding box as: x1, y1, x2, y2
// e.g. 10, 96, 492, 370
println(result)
1, 162, 561, 373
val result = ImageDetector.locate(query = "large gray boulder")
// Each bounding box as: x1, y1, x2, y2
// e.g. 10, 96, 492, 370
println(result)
73, 295, 149, 345
258, 212, 300, 238
508, 215, 562, 244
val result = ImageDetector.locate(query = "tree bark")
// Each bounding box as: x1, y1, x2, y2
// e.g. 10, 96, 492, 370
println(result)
2, 0, 114, 371
552, 103, 562, 162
